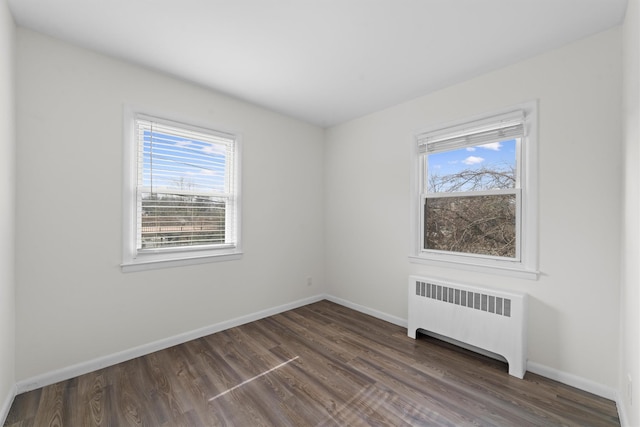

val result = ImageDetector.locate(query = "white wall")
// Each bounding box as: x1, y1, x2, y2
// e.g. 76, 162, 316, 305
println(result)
621, 0, 640, 424
0, 0, 15, 421
325, 28, 622, 394
15, 28, 325, 381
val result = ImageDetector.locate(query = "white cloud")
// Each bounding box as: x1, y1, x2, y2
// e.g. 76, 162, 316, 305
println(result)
176, 140, 192, 148
479, 142, 501, 151
463, 156, 484, 165
466, 147, 476, 152
202, 144, 225, 155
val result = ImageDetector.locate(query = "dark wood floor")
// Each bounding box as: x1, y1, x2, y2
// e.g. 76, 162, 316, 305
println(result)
5, 300, 619, 426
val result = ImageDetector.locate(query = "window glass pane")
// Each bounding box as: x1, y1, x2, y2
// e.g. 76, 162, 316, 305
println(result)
137, 119, 235, 251
427, 139, 517, 193
424, 194, 516, 257
141, 194, 226, 249
142, 129, 228, 194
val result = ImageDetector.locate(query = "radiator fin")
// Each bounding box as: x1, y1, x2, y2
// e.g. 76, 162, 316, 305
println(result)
415, 281, 511, 317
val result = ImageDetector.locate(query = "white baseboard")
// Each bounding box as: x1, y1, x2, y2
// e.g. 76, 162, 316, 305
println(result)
16, 294, 325, 394
0, 384, 17, 426
615, 391, 629, 427
324, 294, 407, 328
521, 362, 618, 401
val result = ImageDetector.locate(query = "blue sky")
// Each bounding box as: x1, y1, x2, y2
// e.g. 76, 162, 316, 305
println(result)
142, 130, 228, 194
427, 138, 517, 179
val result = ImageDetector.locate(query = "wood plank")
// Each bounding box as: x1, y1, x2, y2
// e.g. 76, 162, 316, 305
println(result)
30, 383, 64, 427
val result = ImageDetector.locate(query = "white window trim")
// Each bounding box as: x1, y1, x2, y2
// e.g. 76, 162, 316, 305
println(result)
409, 101, 538, 280
121, 106, 242, 272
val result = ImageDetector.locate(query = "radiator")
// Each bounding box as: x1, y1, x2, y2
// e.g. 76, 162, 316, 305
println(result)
408, 275, 528, 378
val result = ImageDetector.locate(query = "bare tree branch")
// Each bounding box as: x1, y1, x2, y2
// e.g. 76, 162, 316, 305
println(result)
425, 166, 516, 257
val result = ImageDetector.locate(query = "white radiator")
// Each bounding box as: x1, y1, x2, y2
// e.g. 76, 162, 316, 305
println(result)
408, 275, 528, 378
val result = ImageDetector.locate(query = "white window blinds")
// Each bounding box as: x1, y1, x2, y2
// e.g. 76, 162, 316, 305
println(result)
135, 115, 237, 251
417, 110, 525, 154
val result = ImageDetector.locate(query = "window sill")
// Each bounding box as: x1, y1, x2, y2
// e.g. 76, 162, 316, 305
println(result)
121, 251, 243, 273
409, 255, 539, 280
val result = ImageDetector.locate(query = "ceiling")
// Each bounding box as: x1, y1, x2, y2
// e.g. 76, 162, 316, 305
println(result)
7, 0, 628, 127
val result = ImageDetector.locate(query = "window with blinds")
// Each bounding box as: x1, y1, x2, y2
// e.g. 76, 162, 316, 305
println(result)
410, 103, 538, 279
419, 111, 523, 259
135, 115, 237, 251
122, 109, 241, 271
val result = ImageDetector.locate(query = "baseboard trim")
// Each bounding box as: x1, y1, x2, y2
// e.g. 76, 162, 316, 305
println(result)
324, 294, 407, 328
615, 391, 629, 427
525, 361, 617, 401
15, 294, 325, 394
0, 384, 17, 426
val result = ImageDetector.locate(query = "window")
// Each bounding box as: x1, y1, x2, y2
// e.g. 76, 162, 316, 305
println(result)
122, 110, 241, 271
410, 102, 537, 279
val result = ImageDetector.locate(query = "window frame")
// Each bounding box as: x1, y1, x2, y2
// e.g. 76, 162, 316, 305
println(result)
409, 101, 538, 279
122, 106, 242, 272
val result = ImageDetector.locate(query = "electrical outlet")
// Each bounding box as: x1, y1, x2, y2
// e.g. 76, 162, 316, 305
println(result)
306, 276, 312, 286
